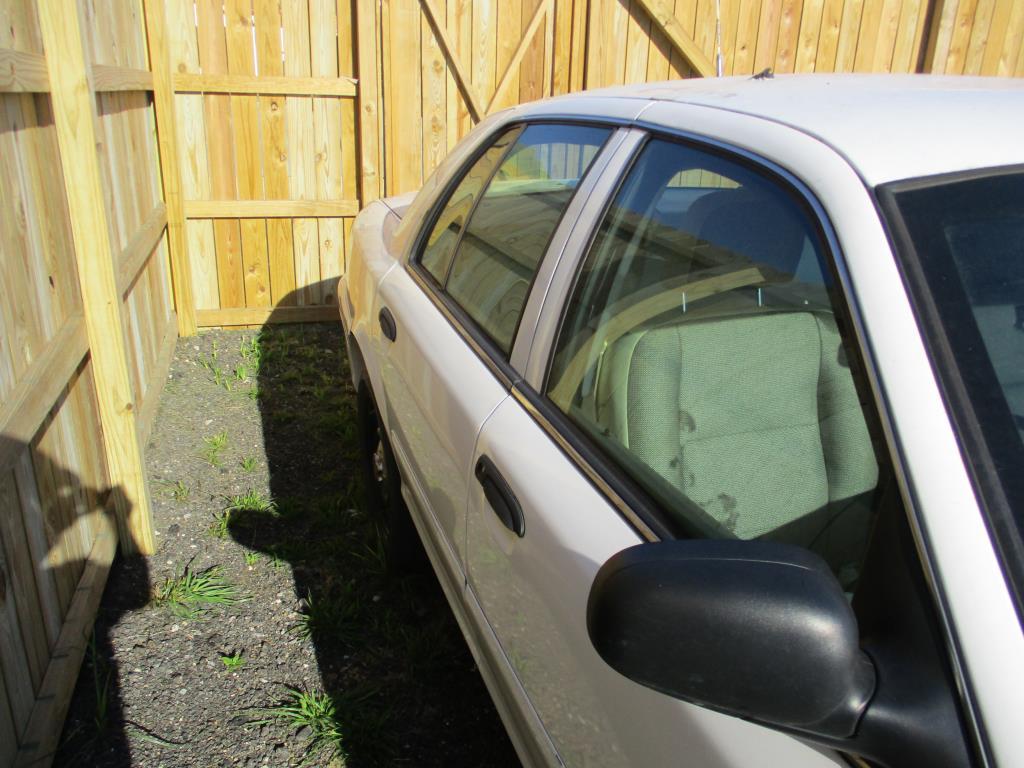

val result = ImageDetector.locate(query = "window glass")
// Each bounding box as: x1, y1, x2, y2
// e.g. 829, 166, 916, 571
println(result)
420, 126, 523, 283
547, 138, 881, 590
445, 124, 611, 353
882, 170, 1024, 601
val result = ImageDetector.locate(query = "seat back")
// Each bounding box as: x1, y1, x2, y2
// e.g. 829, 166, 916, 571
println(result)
608, 309, 877, 540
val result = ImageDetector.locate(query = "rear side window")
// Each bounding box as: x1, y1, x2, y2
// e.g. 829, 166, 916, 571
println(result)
420, 127, 523, 284
418, 123, 611, 354
546, 138, 884, 590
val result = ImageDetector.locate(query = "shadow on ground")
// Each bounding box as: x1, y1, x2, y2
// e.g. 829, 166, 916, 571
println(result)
55, 281, 518, 767
219, 283, 519, 766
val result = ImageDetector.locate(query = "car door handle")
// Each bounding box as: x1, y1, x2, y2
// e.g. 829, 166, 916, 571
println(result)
475, 456, 525, 537
379, 307, 397, 342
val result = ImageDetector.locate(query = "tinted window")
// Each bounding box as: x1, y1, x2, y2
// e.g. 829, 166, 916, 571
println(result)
444, 124, 611, 353
881, 169, 1024, 607
547, 139, 882, 589
420, 127, 523, 284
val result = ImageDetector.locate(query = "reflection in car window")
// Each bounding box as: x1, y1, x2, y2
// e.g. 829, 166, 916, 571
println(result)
443, 124, 611, 354
547, 138, 882, 590
420, 127, 524, 284
882, 170, 1024, 602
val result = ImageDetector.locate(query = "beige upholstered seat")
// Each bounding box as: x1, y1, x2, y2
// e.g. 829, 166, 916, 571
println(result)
597, 308, 878, 542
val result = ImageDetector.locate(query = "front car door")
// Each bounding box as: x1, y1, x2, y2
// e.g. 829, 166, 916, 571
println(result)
466, 121, 975, 766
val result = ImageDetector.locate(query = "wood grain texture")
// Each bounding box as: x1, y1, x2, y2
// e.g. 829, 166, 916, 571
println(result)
13, 514, 116, 768
143, 0, 196, 335
196, 305, 342, 326
90, 64, 153, 92
634, 0, 717, 75
0, 316, 88, 477
37, 0, 154, 555
173, 73, 358, 96
0, 48, 48, 92
185, 199, 361, 218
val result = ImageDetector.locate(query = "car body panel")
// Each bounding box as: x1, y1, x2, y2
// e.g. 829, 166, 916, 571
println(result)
339, 76, 1024, 767
468, 394, 847, 767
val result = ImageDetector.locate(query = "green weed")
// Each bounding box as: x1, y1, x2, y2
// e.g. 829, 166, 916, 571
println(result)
252, 688, 344, 764
223, 489, 276, 515
152, 564, 247, 619
220, 651, 246, 670
154, 478, 190, 502
209, 510, 231, 539
243, 551, 260, 566
202, 431, 229, 467
290, 586, 362, 643
240, 456, 258, 473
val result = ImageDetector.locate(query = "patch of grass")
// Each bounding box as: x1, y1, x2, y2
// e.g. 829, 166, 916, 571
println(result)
152, 564, 247, 619
220, 651, 246, 670
88, 633, 112, 736
202, 430, 229, 467
239, 333, 263, 372
290, 586, 362, 644
243, 551, 260, 566
209, 510, 231, 539
240, 456, 258, 473
223, 489, 276, 514
251, 687, 356, 765
154, 478, 190, 502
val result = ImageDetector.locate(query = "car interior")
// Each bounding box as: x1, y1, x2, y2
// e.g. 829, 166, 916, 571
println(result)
548, 142, 885, 589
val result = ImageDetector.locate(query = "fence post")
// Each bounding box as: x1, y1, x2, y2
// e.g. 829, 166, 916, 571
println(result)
36, 0, 156, 556
143, 0, 197, 337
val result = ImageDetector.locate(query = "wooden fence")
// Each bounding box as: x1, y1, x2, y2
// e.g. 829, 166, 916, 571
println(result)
0, 0, 184, 763
1, 0, 1022, 764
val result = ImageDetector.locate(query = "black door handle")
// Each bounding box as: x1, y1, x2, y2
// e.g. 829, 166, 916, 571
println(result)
475, 456, 525, 537
379, 307, 397, 342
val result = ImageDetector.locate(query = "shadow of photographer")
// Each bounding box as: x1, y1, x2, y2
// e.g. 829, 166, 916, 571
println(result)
223, 280, 518, 766
0, 435, 152, 767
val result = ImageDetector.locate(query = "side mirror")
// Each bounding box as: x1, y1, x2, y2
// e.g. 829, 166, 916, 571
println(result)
587, 539, 876, 739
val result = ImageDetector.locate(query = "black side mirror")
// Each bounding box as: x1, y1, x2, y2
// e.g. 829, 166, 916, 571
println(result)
587, 539, 876, 739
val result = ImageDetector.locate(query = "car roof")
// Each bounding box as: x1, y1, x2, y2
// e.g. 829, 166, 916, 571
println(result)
533, 75, 1024, 186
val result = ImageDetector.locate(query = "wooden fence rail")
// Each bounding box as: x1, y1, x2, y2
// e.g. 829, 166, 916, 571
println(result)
2, 0, 1023, 764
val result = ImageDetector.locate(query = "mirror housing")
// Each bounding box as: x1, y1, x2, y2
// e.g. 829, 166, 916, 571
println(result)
587, 539, 876, 739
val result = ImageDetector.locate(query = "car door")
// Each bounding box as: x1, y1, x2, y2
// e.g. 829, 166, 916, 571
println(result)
375, 121, 616, 584
464, 133, 958, 766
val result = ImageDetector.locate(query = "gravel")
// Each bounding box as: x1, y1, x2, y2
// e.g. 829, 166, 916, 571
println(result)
56, 324, 519, 767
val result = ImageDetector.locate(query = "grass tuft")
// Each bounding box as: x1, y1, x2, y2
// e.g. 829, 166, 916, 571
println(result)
152, 564, 247, 619
220, 651, 246, 670
252, 687, 345, 765
201, 431, 229, 467
223, 489, 276, 515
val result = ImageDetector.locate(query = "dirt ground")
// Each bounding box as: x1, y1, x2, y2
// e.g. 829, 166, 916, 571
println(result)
56, 324, 520, 767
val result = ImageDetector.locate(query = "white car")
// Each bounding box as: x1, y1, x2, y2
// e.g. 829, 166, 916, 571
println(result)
338, 75, 1024, 768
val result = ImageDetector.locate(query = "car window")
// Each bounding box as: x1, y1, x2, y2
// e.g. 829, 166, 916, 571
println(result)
546, 138, 883, 590
419, 126, 524, 284
442, 123, 612, 354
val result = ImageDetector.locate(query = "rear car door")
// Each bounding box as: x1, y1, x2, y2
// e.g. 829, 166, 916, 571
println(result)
465, 132, 969, 765
375, 122, 614, 583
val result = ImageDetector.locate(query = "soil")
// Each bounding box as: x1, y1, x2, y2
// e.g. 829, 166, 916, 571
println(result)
56, 324, 520, 768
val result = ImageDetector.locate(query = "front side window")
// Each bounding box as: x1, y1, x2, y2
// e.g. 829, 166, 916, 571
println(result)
547, 138, 883, 589
419, 123, 611, 354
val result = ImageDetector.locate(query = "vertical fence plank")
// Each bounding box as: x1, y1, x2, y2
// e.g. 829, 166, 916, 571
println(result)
144, 0, 196, 335
37, 0, 154, 555
356, 0, 383, 202
197, 0, 246, 310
